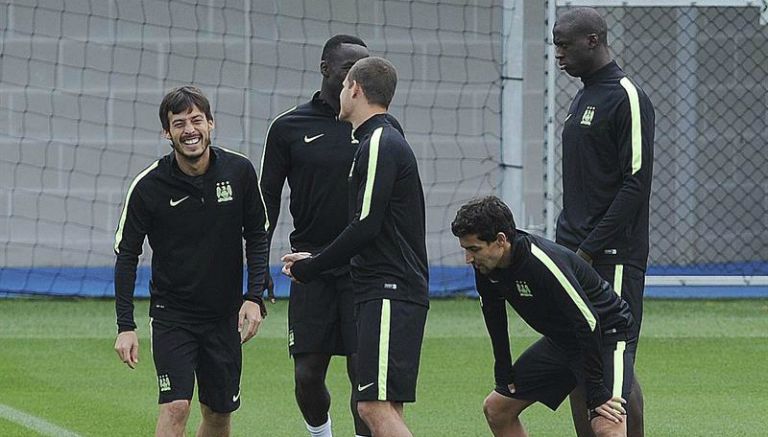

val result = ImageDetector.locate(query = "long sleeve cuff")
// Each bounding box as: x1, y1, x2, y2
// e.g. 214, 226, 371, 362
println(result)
117, 323, 136, 333
587, 384, 613, 410
290, 257, 317, 284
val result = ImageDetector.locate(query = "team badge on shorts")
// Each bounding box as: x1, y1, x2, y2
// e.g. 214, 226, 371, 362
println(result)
158, 374, 172, 392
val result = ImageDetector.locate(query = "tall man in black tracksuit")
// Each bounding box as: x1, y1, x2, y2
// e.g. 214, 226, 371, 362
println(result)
283, 57, 428, 437
452, 196, 636, 437
113, 86, 268, 436
553, 8, 654, 437
260, 35, 401, 437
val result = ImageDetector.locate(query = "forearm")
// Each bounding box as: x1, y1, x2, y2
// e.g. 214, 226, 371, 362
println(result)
580, 179, 648, 256
114, 254, 138, 332
481, 298, 514, 385
290, 216, 379, 282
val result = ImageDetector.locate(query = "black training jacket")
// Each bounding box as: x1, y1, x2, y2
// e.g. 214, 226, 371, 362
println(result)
114, 147, 268, 332
290, 114, 429, 307
475, 230, 633, 409
556, 61, 654, 269
259, 92, 403, 260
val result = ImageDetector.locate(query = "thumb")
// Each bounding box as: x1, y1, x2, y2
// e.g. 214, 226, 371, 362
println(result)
131, 342, 139, 364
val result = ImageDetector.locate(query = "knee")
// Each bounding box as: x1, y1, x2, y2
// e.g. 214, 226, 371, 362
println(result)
294, 361, 324, 388
162, 400, 191, 422
483, 393, 516, 425
592, 418, 626, 437
357, 401, 386, 424
356, 401, 374, 422
594, 429, 624, 437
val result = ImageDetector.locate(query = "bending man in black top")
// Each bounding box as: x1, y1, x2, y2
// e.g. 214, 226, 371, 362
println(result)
259, 34, 374, 437
452, 196, 637, 437
283, 57, 429, 437
114, 86, 268, 436
553, 8, 654, 437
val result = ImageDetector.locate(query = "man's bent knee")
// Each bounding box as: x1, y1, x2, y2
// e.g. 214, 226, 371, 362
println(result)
483, 392, 522, 425
591, 416, 626, 437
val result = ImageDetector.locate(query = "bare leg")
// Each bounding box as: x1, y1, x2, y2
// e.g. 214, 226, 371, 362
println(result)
294, 353, 333, 426
357, 401, 412, 437
345, 353, 371, 436
591, 415, 627, 437
626, 378, 644, 437
156, 400, 191, 437
483, 391, 534, 437
568, 384, 596, 437
196, 403, 231, 437
570, 376, 643, 437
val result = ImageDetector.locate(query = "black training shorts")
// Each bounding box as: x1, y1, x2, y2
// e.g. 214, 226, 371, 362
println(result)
288, 273, 357, 356
151, 313, 242, 413
594, 263, 645, 339
496, 334, 637, 412
355, 298, 428, 403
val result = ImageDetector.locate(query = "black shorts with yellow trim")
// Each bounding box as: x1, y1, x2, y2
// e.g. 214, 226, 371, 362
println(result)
496, 334, 637, 412
354, 298, 428, 403
288, 273, 357, 356
594, 263, 645, 339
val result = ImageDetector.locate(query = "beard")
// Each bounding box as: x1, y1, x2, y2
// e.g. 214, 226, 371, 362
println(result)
171, 134, 209, 161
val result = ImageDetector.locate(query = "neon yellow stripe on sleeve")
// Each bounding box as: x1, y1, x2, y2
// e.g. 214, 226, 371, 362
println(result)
531, 244, 597, 331
114, 160, 159, 253
619, 77, 642, 175
360, 127, 383, 220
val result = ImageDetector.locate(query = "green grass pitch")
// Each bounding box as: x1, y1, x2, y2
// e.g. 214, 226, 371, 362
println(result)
1, 298, 766, 436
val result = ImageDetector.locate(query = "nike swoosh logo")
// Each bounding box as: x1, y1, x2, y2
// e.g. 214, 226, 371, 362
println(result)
304, 133, 324, 143
357, 382, 374, 392
232, 390, 241, 402
169, 196, 190, 207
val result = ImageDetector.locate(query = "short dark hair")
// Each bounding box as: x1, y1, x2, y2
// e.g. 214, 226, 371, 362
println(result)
451, 195, 517, 243
347, 57, 397, 108
558, 7, 608, 45
158, 86, 213, 132
321, 34, 367, 61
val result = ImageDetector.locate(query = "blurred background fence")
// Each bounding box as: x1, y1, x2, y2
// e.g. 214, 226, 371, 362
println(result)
1, 0, 766, 298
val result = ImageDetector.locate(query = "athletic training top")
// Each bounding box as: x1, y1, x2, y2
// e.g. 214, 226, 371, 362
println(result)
260, 92, 403, 257
476, 230, 633, 408
556, 61, 654, 269
114, 147, 268, 332
290, 114, 429, 307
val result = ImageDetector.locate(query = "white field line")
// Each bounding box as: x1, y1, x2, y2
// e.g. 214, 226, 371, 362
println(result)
0, 404, 83, 437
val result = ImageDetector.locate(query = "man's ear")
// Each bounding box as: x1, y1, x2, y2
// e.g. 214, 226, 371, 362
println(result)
320, 60, 329, 78
495, 232, 507, 246
351, 80, 362, 98
162, 129, 171, 140
587, 33, 599, 49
